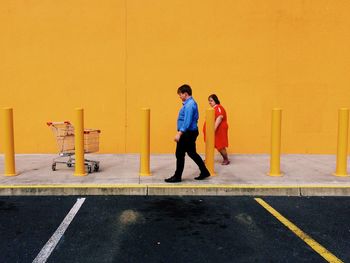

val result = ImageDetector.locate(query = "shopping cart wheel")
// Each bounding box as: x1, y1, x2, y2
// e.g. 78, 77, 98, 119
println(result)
52, 164, 56, 171
94, 164, 99, 172
87, 165, 92, 173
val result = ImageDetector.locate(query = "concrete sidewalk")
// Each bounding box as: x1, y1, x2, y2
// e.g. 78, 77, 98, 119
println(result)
0, 154, 349, 196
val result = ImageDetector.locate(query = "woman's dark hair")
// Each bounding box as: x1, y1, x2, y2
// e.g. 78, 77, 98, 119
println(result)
208, 94, 220, 104
177, 84, 192, 95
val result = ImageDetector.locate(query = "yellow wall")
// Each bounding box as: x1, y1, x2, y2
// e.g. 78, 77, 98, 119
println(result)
1, 0, 350, 154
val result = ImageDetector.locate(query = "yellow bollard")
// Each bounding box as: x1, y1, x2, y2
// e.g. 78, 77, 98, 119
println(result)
74, 108, 87, 176
140, 108, 151, 176
2, 108, 17, 176
205, 108, 216, 176
334, 108, 349, 177
269, 108, 282, 176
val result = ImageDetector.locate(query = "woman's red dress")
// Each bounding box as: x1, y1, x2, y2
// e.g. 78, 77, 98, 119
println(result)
203, 104, 229, 150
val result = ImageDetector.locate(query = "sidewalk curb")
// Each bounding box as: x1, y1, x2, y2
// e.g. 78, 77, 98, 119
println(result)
1, 184, 350, 196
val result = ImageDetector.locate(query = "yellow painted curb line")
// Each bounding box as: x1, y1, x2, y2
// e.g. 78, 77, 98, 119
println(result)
0, 184, 350, 189
0, 184, 146, 189
147, 184, 350, 189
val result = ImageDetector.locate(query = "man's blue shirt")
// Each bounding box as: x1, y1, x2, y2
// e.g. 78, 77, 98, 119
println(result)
177, 97, 199, 132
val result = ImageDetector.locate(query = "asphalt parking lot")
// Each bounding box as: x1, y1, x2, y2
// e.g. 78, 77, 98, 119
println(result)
0, 196, 349, 263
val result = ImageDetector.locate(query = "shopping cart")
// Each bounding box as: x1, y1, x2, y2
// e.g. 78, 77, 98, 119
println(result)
47, 121, 101, 173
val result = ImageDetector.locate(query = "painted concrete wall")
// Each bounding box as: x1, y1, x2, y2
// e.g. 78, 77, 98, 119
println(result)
1, 0, 350, 154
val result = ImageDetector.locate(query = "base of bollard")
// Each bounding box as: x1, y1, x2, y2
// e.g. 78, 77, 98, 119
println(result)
4, 173, 18, 176
267, 172, 283, 177
333, 173, 349, 177
140, 173, 152, 176
74, 173, 87, 176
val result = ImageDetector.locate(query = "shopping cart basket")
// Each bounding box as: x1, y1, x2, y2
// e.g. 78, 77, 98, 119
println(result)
47, 121, 101, 173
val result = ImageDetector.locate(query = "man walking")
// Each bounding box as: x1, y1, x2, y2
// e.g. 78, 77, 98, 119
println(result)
165, 84, 210, 183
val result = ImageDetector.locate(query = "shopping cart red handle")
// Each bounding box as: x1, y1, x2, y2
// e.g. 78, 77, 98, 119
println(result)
47, 121, 71, 126
84, 130, 101, 134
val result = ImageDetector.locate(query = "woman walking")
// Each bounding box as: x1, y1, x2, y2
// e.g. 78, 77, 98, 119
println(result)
203, 94, 230, 165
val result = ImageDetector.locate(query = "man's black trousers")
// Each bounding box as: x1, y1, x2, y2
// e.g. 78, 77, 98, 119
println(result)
174, 130, 209, 178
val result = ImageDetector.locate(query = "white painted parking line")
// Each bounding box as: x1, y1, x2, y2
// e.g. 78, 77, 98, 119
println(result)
32, 198, 86, 263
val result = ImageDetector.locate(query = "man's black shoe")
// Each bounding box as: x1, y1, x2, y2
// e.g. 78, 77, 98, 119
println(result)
194, 172, 210, 180
165, 176, 182, 183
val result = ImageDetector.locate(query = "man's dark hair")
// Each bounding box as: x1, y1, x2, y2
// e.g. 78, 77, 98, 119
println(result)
208, 94, 220, 104
177, 84, 192, 96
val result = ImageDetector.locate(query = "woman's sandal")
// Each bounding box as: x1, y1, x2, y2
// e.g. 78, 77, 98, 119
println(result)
221, 160, 230, 165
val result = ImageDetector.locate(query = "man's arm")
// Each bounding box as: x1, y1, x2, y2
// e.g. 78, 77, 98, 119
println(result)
175, 104, 194, 142
174, 131, 183, 142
